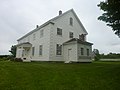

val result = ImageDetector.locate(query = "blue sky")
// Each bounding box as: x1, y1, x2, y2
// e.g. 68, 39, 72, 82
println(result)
0, 0, 120, 55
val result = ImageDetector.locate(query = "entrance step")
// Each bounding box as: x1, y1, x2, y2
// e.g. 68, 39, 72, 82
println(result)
64, 61, 71, 63
23, 60, 31, 62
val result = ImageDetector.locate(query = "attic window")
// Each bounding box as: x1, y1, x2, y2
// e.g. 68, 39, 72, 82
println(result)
70, 17, 73, 26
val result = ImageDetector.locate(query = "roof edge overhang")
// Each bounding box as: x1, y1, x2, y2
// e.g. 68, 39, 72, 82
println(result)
63, 38, 93, 46
16, 42, 32, 47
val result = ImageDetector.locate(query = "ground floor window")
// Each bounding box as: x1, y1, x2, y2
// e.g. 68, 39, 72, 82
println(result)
87, 49, 89, 56
56, 44, 62, 55
22, 50, 24, 57
39, 45, 43, 55
81, 48, 84, 55
32, 47, 35, 56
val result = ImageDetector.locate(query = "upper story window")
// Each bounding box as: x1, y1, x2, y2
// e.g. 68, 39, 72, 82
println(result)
40, 30, 44, 38
69, 32, 73, 38
81, 48, 84, 55
79, 34, 85, 41
56, 44, 62, 55
33, 33, 36, 40
70, 17, 73, 26
57, 28, 62, 35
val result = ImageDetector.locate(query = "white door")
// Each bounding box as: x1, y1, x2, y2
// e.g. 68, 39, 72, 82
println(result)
68, 49, 72, 61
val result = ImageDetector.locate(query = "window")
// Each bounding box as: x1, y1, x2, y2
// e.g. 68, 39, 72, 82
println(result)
87, 49, 89, 56
22, 50, 24, 57
39, 45, 43, 55
32, 47, 35, 56
79, 34, 85, 41
69, 32, 73, 38
70, 17, 73, 26
57, 28, 62, 35
56, 44, 62, 55
33, 33, 36, 40
81, 48, 84, 55
40, 30, 44, 38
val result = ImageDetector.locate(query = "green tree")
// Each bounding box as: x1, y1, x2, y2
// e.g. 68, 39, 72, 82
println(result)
93, 49, 100, 61
9, 45, 16, 57
98, 0, 120, 37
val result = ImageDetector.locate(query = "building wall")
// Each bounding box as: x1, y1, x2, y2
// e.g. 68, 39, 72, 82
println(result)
16, 10, 90, 62
63, 42, 78, 62
77, 43, 92, 62
17, 24, 52, 61
49, 11, 87, 61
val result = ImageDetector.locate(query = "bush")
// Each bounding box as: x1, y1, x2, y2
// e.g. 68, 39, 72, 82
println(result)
94, 56, 100, 61
0, 55, 10, 61
14, 58, 23, 62
7, 55, 15, 61
94, 54, 100, 61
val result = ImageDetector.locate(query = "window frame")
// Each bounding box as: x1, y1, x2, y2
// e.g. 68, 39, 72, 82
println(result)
57, 28, 62, 36
69, 32, 73, 38
32, 47, 35, 56
70, 17, 73, 26
79, 34, 85, 41
39, 45, 43, 56
56, 44, 62, 55
87, 49, 89, 56
81, 48, 84, 55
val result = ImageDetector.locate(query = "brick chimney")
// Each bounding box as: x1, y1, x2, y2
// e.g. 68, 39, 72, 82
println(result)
59, 10, 62, 15
36, 25, 39, 28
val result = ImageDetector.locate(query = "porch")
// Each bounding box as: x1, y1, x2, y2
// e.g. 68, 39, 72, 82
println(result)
16, 42, 32, 62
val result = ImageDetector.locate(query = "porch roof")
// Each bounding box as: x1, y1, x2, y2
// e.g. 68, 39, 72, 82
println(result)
63, 38, 93, 46
16, 42, 32, 47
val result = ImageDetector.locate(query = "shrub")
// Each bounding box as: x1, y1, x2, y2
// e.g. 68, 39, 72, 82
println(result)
94, 54, 100, 61
8, 55, 15, 61
14, 58, 23, 62
0, 55, 10, 61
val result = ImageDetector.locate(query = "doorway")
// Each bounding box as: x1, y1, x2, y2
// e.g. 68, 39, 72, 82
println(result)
68, 49, 72, 61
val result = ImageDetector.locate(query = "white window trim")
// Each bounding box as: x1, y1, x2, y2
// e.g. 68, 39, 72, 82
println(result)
39, 45, 43, 56
56, 44, 62, 55
57, 28, 62, 36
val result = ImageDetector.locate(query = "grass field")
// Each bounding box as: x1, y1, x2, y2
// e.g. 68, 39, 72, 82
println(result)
0, 61, 120, 90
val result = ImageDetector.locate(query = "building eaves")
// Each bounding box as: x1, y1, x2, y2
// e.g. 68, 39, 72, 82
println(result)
16, 42, 32, 46
63, 38, 93, 46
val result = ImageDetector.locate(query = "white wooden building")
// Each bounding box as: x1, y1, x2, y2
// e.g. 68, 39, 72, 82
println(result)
16, 9, 93, 62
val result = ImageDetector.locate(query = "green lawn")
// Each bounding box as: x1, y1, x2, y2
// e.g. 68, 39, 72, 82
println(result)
0, 61, 120, 90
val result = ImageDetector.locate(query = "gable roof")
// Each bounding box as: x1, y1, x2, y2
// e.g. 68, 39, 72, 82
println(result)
17, 9, 88, 41
63, 38, 93, 46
